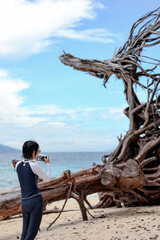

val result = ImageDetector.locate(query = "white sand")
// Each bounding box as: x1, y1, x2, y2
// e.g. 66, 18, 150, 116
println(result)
0, 195, 160, 240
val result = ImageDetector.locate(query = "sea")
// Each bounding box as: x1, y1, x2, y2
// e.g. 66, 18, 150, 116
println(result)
0, 152, 106, 190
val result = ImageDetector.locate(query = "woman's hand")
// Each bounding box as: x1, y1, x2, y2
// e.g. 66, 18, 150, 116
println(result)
44, 155, 50, 164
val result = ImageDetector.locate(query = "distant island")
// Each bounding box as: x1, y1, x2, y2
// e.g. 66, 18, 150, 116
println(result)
0, 143, 20, 153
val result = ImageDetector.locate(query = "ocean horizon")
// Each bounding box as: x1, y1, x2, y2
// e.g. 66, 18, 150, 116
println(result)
0, 151, 107, 190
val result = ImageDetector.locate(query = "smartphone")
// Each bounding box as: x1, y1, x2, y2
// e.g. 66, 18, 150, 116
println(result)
37, 154, 47, 162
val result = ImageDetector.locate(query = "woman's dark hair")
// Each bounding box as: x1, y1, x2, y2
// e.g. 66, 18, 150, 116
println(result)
22, 140, 39, 159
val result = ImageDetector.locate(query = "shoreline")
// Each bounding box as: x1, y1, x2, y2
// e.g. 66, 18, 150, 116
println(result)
0, 195, 160, 240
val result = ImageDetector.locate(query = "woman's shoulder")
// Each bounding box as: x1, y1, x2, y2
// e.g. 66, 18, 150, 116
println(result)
29, 160, 39, 166
15, 160, 23, 170
29, 161, 40, 170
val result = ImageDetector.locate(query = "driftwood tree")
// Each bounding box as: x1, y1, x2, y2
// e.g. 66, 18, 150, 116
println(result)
60, 8, 160, 207
0, 8, 160, 225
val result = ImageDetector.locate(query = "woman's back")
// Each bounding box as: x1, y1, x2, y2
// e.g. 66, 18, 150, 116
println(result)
16, 161, 40, 199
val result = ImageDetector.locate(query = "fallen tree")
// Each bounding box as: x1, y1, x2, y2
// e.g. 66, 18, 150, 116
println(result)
1, 153, 151, 224
0, 164, 108, 224
59, 8, 160, 207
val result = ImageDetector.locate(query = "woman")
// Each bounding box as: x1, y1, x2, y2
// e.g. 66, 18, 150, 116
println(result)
15, 140, 51, 240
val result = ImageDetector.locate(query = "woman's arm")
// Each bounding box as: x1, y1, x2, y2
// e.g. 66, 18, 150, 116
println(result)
30, 161, 51, 182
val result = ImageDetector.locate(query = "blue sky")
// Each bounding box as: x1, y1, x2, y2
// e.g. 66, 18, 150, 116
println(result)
0, 0, 159, 152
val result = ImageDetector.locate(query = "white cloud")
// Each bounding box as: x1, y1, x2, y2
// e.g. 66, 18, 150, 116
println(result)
0, 0, 121, 58
0, 70, 126, 127
0, 69, 48, 127
55, 28, 122, 43
0, 70, 127, 151
101, 106, 126, 120
0, 69, 28, 117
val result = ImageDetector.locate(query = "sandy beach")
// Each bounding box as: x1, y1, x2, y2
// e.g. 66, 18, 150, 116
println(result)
0, 195, 160, 240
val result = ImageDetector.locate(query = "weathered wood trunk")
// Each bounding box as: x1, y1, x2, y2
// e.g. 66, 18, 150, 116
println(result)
59, 8, 160, 207
0, 165, 110, 221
